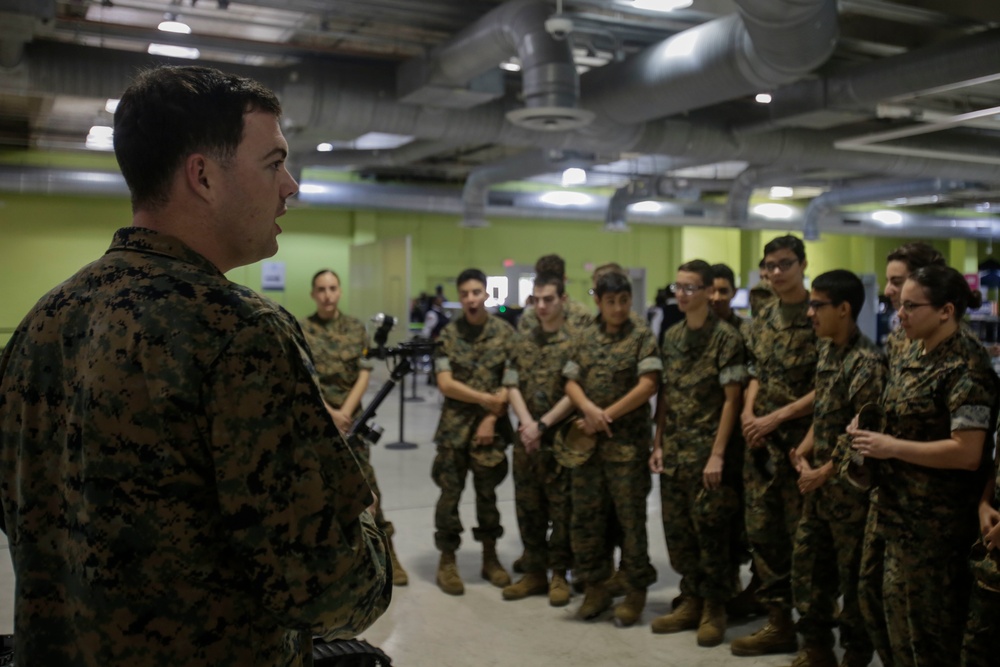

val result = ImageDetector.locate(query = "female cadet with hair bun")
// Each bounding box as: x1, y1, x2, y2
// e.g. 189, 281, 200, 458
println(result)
850, 265, 999, 667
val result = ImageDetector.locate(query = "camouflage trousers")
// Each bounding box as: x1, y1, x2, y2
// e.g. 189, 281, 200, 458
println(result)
352, 441, 394, 538
961, 584, 1000, 667
660, 464, 739, 601
512, 442, 572, 573
571, 456, 656, 590
859, 507, 973, 667
791, 494, 870, 653
743, 430, 806, 610
432, 445, 508, 552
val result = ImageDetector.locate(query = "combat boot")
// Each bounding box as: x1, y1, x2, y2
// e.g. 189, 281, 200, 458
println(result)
502, 572, 548, 600
511, 552, 526, 574
388, 539, 408, 586
784, 645, 837, 667
481, 539, 511, 587
727, 573, 766, 619
436, 550, 464, 596
696, 599, 727, 647
605, 568, 627, 597
613, 588, 646, 627
549, 571, 571, 607
651, 595, 703, 634
730, 607, 798, 656
578, 582, 613, 620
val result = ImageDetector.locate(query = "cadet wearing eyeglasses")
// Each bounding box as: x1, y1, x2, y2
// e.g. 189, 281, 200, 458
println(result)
732, 234, 818, 658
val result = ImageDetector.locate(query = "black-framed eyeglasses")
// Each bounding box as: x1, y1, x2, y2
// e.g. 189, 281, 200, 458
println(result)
670, 282, 706, 296
763, 258, 798, 273
807, 300, 833, 310
900, 301, 934, 313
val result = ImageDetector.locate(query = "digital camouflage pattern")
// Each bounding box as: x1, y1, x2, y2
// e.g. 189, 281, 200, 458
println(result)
503, 324, 577, 574
792, 330, 885, 655
517, 297, 593, 333
432, 315, 515, 551
0, 227, 390, 667
563, 317, 661, 590
299, 312, 374, 414
300, 312, 393, 538
658, 313, 746, 602
744, 297, 818, 610
860, 329, 999, 667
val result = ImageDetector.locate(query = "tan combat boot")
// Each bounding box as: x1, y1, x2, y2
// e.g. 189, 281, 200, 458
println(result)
549, 570, 571, 607
388, 539, 408, 586
502, 572, 548, 600
696, 599, 727, 647
730, 606, 798, 656
481, 539, 511, 587
651, 595, 703, 634
436, 550, 464, 595
613, 588, 646, 627
578, 582, 613, 620
605, 568, 627, 597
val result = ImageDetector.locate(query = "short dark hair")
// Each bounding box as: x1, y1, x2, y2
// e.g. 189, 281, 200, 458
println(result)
909, 265, 983, 320
312, 269, 340, 288
678, 259, 713, 288
763, 234, 806, 263
114, 65, 282, 212
535, 254, 566, 277
456, 268, 487, 289
592, 262, 625, 283
711, 263, 736, 290
533, 272, 565, 296
595, 271, 631, 297
812, 270, 865, 322
886, 242, 946, 273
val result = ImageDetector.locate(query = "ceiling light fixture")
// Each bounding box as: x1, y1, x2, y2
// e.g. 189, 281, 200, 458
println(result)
561, 167, 587, 186
627, 0, 694, 11
755, 93, 772, 104
752, 203, 795, 220
769, 186, 793, 198
629, 200, 662, 213
540, 191, 592, 206
157, 20, 192, 34
499, 59, 521, 72
85, 125, 114, 151
147, 43, 201, 59
104, 99, 120, 114
872, 210, 903, 225
316, 143, 334, 152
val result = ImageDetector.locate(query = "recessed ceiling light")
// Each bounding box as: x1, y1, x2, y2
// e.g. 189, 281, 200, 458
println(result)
105, 98, 120, 114
148, 43, 200, 60
561, 168, 587, 186
769, 186, 793, 198
872, 210, 903, 225
540, 191, 592, 206
626, 0, 694, 12
316, 143, 334, 152
629, 200, 662, 213
755, 93, 772, 104
499, 59, 521, 72
752, 203, 795, 220
157, 20, 192, 35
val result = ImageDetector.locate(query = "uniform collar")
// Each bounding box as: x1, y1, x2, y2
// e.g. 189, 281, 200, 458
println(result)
107, 226, 223, 277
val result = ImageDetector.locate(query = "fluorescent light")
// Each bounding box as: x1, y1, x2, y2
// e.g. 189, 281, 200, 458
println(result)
872, 210, 903, 225
85, 125, 114, 151
540, 191, 592, 206
755, 93, 772, 104
752, 203, 795, 220
353, 132, 413, 150
627, 0, 694, 11
561, 167, 587, 186
663, 29, 699, 58
316, 142, 334, 152
298, 184, 327, 194
629, 200, 662, 213
148, 43, 200, 59
157, 20, 192, 34
105, 98, 120, 114
499, 59, 521, 72
769, 186, 793, 198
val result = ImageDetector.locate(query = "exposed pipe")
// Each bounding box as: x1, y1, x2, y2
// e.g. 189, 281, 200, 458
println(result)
582, 0, 838, 125
726, 166, 814, 223
801, 178, 978, 240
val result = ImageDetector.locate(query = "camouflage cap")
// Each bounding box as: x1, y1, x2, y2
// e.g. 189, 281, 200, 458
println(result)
553, 421, 597, 468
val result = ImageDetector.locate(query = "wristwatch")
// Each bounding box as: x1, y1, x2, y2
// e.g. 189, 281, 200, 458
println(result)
537, 420, 549, 434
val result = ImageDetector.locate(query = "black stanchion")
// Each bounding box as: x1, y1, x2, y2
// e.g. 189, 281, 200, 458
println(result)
404, 353, 425, 403
384, 366, 419, 450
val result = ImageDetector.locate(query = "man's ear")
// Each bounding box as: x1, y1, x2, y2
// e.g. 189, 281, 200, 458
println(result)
184, 153, 212, 202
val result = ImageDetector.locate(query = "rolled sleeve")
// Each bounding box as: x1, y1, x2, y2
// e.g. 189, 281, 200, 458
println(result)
637, 355, 663, 376
502, 367, 519, 387
562, 359, 581, 381
720, 364, 748, 387
952, 404, 992, 432
435, 356, 452, 374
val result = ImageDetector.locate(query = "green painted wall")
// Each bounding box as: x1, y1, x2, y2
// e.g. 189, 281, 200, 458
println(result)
0, 191, 990, 347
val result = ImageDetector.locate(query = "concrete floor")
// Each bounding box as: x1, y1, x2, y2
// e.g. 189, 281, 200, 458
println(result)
0, 364, 881, 666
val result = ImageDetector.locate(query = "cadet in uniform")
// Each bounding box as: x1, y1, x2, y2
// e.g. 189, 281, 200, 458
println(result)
882, 242, 946, 359
433, 268, 515, 595
502, 273, 578, 605
300, 268, 408, 586
852, 265, 998, 667
786, 270, 886, 667
0, 65, 390, 666
563, 271, 662, 627
734, 235, 818, 657
649, 260, 746, 647
517, 253, 593, 333
964, 444, 1000, 666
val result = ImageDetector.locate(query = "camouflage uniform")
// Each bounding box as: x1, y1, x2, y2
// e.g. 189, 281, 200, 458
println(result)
562, 317, 662, 590
517, 297, 593, 333
744, 298, 818, 610
300, 313, 394, 538
791, 330, 886, 656
502, 322, 576, 574
658, 312, 746, 602
859, 329, 998, 667
961, 447, 1000, 667
0, 227, 390, 667
432, 315, 515, 552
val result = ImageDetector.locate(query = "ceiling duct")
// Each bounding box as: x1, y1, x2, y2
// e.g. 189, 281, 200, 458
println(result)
802, 178, 979, 240
460, 149, 593, 227
396, 0, 593, 131
726, 166, 812, 223
582, 0, 838, 125
605, 177, 657, 231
